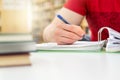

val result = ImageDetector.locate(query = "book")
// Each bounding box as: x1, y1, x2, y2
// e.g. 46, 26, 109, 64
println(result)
0, 33, 33, 42
0, 52, 31, 67
37, 27, 120, 52
0, 33, 35, 67
0, 41, 36, 54
0, 33, 36, 54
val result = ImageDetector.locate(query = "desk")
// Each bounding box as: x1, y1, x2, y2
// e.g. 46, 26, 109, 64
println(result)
0, 51, 120, 80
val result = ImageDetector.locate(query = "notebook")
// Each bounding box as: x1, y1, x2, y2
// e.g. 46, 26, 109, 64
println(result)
98, 27, 120, 52
37, 27, 120, 52
36, 40, 105, 51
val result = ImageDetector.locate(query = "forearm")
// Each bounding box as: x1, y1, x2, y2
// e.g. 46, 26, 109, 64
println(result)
43, 7, 84, 43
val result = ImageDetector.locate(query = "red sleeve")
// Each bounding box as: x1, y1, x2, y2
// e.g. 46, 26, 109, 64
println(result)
64, 0, 87, 16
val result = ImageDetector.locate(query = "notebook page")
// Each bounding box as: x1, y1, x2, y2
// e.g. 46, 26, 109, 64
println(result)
36, 40, 105, 51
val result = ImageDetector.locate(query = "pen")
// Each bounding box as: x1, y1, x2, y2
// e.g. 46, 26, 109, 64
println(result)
57, 14, 90, 41
57, 14, 70, 24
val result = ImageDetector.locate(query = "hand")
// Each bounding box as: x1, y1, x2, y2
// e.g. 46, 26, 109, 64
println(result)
54, 24, 85, 45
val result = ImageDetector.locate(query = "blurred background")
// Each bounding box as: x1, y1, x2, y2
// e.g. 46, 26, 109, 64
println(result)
0, 0, 89, 43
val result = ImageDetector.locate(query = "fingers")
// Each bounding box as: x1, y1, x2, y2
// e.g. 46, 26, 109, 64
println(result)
54, 24, 85, 45
56, 36, 76, 45
57, 24, 85, 37
55, 28, 82, 40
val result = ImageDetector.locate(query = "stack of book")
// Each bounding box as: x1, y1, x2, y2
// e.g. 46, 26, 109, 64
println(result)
0, 33, 36, 67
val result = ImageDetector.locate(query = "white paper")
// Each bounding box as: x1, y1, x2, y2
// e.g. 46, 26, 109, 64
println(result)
36, 40, 105, 51
100, 27, 120, 52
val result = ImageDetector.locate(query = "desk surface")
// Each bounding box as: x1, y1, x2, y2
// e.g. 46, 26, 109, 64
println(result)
0, 51, 120, 80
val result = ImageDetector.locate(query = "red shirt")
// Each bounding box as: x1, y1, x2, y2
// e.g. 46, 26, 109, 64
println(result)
64, 0, 120, 41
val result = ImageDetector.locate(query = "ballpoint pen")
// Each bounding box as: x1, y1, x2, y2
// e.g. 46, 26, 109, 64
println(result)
57, 14, 90, 41
57, 14, 70, 24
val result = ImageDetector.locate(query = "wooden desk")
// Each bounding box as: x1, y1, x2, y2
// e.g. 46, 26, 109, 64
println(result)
0, 51, 120, 80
